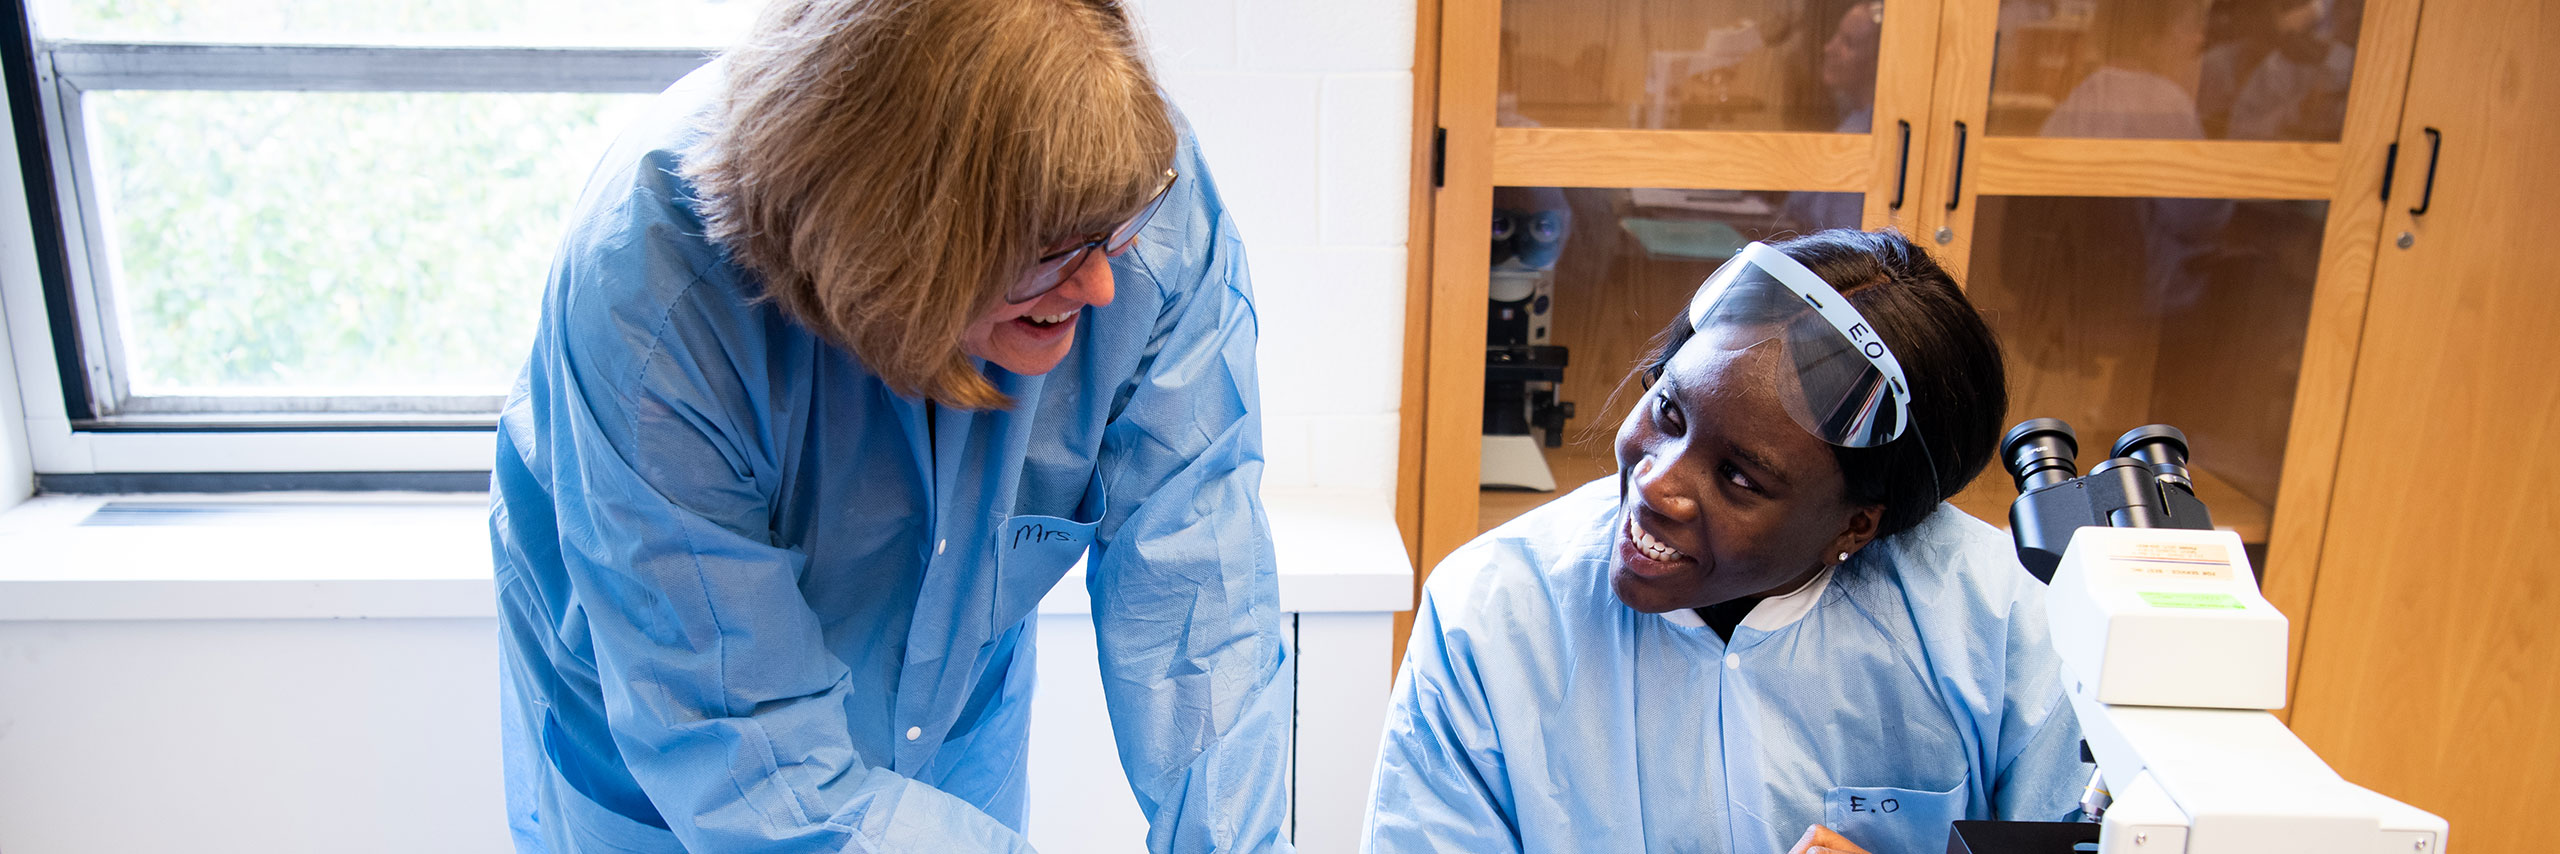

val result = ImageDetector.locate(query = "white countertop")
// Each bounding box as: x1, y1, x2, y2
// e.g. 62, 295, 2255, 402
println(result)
0, 487, 1412, 620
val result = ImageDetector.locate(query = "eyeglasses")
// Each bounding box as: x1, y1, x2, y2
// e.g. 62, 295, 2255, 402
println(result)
1007, 168, 1179, 304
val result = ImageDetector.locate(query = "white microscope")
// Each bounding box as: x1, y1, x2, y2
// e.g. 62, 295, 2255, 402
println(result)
1950, 420, 2449, 854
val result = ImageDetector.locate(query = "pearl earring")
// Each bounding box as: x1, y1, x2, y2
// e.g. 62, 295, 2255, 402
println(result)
1837, 551, 1851, 563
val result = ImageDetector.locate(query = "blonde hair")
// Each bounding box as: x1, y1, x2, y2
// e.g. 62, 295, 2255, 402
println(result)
684, 0, 1178, 409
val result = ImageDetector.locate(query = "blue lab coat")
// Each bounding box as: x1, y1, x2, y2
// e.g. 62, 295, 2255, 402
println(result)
1364, 480, 2087, 854
491, 67, 1291, 854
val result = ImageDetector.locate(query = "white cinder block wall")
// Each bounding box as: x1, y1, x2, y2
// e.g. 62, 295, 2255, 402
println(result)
1129, 0, 1415, 494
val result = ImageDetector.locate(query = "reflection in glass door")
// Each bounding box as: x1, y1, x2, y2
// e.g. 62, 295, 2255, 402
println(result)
1984, 0, 2365, 142
1422, 0, 1952, 572
1477, 185, 1864, 533
1501, 0, 1893, 133
1949, 193, 2329, 566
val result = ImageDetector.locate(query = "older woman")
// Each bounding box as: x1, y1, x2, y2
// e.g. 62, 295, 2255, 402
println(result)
491, 1, 1289, 852
1364, 231, 2087, 854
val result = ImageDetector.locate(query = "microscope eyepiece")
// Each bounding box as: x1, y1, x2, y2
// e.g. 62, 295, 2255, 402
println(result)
2003, 419, 2216, 582
2114, 424, 2194, 493
2003, 418, 2080, 494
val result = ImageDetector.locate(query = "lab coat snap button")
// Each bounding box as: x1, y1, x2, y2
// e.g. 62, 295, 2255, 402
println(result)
905, 726, 922, 741
1724, 653, 1741, 670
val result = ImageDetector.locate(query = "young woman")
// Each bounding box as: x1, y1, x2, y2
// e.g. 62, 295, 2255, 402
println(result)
1365, 230, 2087, 854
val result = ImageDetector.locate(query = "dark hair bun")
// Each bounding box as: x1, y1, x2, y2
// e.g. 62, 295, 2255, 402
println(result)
1779, 229, 2008, 537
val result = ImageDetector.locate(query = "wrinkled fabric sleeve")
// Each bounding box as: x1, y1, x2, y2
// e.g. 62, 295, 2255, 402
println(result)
1361, 576, 1523, 854
1988, 579, 2093, 822
544, 273, 1031, 854
1084, 183, 1294, 853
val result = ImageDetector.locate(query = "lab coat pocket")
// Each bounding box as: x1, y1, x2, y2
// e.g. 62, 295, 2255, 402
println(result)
538, 712, 684, 854
990, 478, 1106, 633
1822, 779, 1969, 854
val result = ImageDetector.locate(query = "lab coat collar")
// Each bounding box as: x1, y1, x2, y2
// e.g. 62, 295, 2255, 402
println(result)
1656, 565, 1836, 633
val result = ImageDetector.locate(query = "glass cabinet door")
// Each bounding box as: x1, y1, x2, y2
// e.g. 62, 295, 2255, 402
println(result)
1473, 185, 1864, 534
1982, 0, 2366, 143
1921, 0, 2381, 270
1479, 0, 1939, 234
1914, 0, 2421, 614
1424, 0, 1949, 559
1944, 194, 2329, 557
1502, 0, 1895, 134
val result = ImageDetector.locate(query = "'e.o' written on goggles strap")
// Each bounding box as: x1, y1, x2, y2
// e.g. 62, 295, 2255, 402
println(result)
1687, 241, 1914, 417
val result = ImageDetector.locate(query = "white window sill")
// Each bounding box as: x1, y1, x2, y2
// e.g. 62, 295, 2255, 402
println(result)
0, 487, 1412, 621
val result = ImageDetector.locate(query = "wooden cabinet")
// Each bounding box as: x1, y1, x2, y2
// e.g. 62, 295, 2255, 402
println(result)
1917, 0, 2419, 666
2283, 0, 2560, 834
1402, 0, 2553, 829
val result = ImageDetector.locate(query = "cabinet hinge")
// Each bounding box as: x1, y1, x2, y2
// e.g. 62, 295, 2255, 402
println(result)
1431, 127, 1446, 188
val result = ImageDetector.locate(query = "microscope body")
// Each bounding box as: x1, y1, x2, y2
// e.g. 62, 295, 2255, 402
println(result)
2037, 527, 2444, 854
1956, 421, 2449, 854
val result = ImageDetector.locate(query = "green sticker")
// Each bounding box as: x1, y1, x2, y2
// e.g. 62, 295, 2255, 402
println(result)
2138, 592, 2246, 610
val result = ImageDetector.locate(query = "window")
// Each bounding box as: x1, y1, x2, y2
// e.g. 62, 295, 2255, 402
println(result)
9, 0, 753, 430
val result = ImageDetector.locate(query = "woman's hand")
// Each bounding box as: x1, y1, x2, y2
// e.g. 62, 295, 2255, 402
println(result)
1787, 824, 1874, 854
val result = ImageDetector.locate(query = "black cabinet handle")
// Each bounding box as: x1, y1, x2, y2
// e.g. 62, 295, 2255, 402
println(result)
1944, 120, 1969, 212
1890, 119, 1912, 211
2409, 127, 2441, 216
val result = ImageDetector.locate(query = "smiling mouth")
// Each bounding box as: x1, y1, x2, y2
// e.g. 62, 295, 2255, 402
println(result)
1017, 309, 1079, 330
1625, 512, 1690, 563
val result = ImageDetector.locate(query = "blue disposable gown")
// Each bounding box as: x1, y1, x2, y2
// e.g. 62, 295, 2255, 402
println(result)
492, 65, 1291, 854
1364, 480, 2088, 854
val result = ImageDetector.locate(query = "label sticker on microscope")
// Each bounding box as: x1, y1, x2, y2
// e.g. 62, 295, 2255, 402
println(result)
2106, 541, 2236, 581
2137, 591, 2246, 610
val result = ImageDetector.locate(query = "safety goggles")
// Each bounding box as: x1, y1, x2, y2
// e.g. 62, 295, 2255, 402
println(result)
1007, 168, 1180, 304
1681, 241, 1913, 448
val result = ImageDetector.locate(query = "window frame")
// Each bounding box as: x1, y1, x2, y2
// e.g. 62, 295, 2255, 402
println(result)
2, 1, 713, 474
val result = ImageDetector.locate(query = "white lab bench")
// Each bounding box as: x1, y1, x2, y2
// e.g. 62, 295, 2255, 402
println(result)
0, 487, 1409, 854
